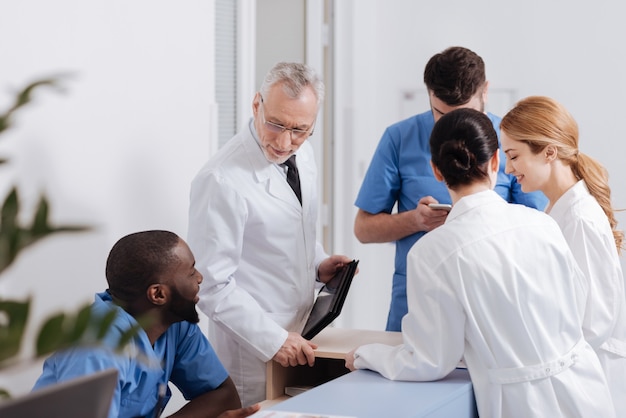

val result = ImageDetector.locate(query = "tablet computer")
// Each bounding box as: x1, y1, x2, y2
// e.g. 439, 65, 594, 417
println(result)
301, 259, 359, 340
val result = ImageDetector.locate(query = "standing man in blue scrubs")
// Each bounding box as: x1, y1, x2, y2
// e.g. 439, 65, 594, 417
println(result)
33, 230, 259, 418
354, 46, 547, 331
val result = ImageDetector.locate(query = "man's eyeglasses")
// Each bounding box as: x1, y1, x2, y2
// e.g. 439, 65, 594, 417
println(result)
259, 97, 314, 141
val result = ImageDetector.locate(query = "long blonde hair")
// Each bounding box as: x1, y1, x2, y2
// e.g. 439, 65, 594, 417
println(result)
501, 96, 623, 254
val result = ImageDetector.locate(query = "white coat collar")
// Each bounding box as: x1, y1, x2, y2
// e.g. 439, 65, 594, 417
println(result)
445, 189, 507, 223
548, 180, 587, 219
244, 119, 313, 209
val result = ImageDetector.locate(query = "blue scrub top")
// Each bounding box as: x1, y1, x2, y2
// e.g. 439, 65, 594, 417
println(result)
355, 111, 547, 331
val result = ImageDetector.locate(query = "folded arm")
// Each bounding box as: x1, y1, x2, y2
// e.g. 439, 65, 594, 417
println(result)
354, 196, 448, 243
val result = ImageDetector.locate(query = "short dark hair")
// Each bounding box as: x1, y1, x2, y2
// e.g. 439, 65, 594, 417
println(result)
429, 108, 498, 188
105, 230, 180, 303
423, 46, 486, 106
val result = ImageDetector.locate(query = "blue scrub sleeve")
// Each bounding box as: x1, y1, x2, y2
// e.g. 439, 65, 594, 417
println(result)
168, 323, 229, 400
32, 347, 123, 418
354, 129, 401, 214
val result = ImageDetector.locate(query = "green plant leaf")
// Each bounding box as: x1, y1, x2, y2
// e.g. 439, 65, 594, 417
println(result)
0, 78, 65, 136
36, 313, 66, 356
0, 188, 91, 275
0, 299, 30, 363
66, 303, 93, 345
0, 188, 22, 273
31, 196, 51, 236
33, 303, 99, 358
0, 75, 102, 399
14, 79, 60, 108
0, 188, 20, 237
96, 309, 118, 340
116, 323, 143, 351
0, 117, 8, 134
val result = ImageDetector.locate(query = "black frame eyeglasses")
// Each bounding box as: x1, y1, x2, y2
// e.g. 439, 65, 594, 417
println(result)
259, 97, 315, 141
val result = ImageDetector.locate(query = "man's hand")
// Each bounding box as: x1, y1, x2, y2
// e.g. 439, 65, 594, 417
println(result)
345, 347, 359, 371
216, 403, 261, 418
354, 196, 449, 243
272, 332, 318, 367
417, 196, 448, 232
317, 255, 355, 285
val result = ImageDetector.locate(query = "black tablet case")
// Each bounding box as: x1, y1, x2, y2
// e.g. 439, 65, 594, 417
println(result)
301, 259, 359, 340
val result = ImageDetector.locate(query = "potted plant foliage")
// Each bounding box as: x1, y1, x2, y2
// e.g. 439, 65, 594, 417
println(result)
0, 78, 131, 398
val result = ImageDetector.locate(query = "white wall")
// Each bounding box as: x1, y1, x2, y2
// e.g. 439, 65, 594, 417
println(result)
0, 0, 216, 408
332, 0, 626, 331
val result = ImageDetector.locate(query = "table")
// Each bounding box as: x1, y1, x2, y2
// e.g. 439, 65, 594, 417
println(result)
262, 328, 477, 417
267, 368, 477, 418
265, 328, 403, 402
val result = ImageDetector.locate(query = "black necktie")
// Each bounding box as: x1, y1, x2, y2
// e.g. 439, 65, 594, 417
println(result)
282, 155, 302, 205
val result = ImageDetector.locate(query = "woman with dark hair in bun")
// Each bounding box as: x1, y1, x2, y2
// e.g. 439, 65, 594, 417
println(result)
346, 108, 614, 417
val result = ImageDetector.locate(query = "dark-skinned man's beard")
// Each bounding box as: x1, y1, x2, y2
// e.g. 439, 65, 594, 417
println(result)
169, 287, 200, 324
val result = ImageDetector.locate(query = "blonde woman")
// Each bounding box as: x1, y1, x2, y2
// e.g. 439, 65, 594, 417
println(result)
501, 96, 626, 414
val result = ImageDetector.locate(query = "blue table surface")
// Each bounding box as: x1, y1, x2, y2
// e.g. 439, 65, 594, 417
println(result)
267, 368, 477, 418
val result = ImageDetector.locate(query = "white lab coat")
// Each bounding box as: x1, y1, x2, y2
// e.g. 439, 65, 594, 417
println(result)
354, 190, 614, 418
187, 120, 327, 406
549, 180, 626, 414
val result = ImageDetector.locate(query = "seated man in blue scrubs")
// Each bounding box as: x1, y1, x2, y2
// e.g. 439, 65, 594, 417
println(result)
33, 230, 260, 418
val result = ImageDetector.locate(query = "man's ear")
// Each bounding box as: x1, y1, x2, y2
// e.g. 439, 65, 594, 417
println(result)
252, 92, 261, 117
430, 160, 445, 182
146, 284, 168, 306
